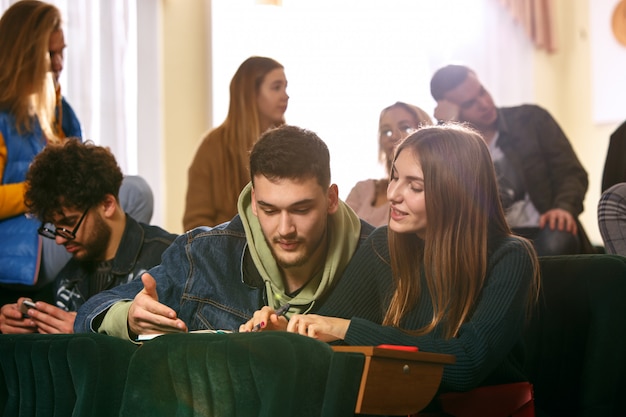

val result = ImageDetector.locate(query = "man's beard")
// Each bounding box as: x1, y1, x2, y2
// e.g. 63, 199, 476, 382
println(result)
274, 250, 308, 269
72, 213, 112, 262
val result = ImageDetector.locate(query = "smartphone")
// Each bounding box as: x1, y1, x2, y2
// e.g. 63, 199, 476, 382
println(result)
20, 299, 38, 315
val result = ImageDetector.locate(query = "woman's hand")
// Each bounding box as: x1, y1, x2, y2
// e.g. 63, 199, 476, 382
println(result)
239, 306, 288, 332
286, 314, 350, 342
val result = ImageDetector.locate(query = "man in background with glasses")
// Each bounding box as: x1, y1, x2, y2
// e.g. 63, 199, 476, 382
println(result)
0, 140, 176, 334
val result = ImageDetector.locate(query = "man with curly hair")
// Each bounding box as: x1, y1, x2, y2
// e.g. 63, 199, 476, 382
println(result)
0, 140, 176, 334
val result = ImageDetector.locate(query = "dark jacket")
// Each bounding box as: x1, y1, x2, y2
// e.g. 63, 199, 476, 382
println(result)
495, 105, 588, 217
495, 105, 595, 252
56, 214, 177, 312
602, 120, 626, 192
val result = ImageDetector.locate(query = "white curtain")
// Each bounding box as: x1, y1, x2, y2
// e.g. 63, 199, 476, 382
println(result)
0, 0, 164, 225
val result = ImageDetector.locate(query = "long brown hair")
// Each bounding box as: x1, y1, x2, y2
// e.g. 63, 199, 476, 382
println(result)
209, 56, 285, 205
384, 124, 539, 338
0, 0, 62, 143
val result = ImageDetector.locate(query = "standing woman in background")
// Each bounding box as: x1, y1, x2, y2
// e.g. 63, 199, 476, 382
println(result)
183, 56, 289, 231
0, 1, 65, 304
346, 102, 432, 227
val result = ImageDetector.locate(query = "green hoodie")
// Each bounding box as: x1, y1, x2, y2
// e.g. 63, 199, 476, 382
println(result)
237, 182, 362, 317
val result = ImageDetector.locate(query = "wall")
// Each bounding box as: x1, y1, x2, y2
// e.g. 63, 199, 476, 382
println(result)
162, 0, 212, 234
161, 0, 615, 244
533, 0, 618, 245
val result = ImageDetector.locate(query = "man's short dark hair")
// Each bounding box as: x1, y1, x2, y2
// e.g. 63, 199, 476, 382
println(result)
430, 64, 473, 101
249, 125, 331, 188
25, 139, 124, 222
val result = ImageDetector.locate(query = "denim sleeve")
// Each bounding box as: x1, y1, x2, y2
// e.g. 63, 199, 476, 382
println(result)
74, 234, 190, 333
73, 276, 144, 333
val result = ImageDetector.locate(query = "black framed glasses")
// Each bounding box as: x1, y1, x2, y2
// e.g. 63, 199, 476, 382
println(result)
38, 207, 90, 240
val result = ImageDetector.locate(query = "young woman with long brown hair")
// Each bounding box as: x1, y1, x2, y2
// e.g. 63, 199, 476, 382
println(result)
248, 124, 541, 394
183, 56, 288, 230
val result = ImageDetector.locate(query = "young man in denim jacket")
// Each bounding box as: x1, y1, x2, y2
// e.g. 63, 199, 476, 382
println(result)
74, 125, 374, 339
0, 140, 176, 334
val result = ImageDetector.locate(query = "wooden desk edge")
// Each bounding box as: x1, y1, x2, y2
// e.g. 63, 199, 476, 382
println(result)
332, 345, 456, 364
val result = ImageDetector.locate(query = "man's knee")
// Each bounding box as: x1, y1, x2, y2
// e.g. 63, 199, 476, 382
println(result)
532, 228, 580, 256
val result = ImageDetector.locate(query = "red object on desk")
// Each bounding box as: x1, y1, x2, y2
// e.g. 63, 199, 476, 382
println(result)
377, 344, 419, 352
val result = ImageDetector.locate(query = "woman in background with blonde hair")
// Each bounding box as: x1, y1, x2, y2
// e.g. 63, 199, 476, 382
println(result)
0, 0, 66, 302
183, 56, 289, 230
346, 101, 432, 226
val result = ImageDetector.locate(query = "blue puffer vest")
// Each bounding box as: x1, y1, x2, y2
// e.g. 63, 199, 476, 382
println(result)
0, 112, 47, 285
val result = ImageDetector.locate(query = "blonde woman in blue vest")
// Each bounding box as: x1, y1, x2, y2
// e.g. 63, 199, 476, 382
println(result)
0, 1, 65, 304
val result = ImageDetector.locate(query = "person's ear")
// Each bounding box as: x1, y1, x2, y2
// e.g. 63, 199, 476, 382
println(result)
251, 187, 258, 217
327, 184, 339, 214
101, 194, 118, 219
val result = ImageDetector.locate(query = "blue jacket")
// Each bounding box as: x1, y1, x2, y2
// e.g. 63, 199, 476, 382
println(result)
58, 96, 82, 139
56, 214, 177, 313
74, 214, 374, 333
0, 112, 46, 285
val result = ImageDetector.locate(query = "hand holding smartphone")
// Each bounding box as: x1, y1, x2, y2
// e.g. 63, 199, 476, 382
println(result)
20, 299, 38, 315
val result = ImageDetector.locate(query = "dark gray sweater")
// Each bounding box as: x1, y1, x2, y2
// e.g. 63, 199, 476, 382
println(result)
317, 227, 535, 393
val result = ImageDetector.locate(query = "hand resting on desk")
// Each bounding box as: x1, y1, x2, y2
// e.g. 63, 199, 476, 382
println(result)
239, 305, 288, 332
287, 314, 350, 342
240, 308, 350, 343
128, 273, 188, 338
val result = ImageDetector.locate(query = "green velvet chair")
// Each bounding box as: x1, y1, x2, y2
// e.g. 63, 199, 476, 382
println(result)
3, 254, 626, 417
0, 333, 137, 417
118, 331, 365, 417
523, 254, 626, 417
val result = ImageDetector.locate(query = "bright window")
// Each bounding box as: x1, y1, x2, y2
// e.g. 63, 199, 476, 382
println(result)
211, 0, 534, 199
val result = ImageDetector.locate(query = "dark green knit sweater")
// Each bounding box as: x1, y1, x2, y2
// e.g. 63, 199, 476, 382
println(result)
317, 226, 535, 393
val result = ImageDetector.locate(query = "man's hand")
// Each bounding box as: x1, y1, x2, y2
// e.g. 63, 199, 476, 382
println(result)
434, 99, 460, 123
239, 306, 288, 332
286, 314, 350, 343
0, 298, 38, 334
128, 273, 188, 337
27, 301, 77, 334
539, 208, 578, 235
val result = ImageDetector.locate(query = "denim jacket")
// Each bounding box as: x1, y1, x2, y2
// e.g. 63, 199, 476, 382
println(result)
58, 214, 176, 313
74, 214, 374, 334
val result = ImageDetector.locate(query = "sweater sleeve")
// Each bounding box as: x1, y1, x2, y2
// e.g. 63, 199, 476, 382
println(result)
0, 132, 28, 219
98, 301, 135, 341
343, 238, 534, 392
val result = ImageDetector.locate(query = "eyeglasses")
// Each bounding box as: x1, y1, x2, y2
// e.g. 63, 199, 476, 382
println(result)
38, 207, 90, 240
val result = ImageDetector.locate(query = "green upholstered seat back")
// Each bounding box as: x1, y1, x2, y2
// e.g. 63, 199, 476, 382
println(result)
524, 254, 626, 416
119, 331, 364, 417
0, 333, 137, 417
